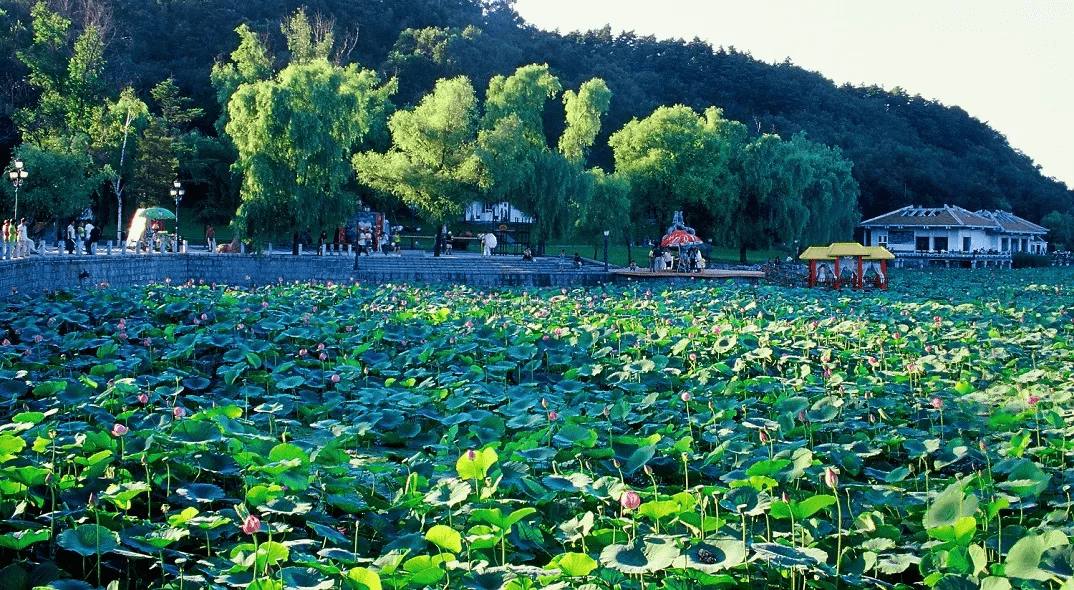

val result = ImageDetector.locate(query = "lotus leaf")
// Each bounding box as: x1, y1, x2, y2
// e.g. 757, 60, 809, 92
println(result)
57, 525, 119, 557
600, 536, 681, 574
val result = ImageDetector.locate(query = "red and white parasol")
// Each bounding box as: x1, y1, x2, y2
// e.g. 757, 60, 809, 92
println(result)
661, 230, 703, 248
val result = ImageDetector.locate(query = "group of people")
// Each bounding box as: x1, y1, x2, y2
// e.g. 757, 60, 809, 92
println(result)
648, 245, 705, 272
1, 218, 38, 258
65, 219, 101, 255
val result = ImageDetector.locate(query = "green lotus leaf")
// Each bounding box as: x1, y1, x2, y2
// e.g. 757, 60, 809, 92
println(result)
57, 524, 119, 557
999, 459, 1052, 498
170, 420, 222, 444
0, 528, 50, 551
177, 483, 225, 503
344, 567, 381, 590
552, 552, 598, 577
281, 567, 335, 590
600, 536, 680, 574
457, 447, 498, 480
680, 537, 746, 573
402, 553, 453, 586
750, 542, 828, 570
425, 524, 462, 553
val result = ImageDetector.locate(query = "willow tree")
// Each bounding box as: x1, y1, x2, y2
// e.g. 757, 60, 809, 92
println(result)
725, 133, 860, 261
352, 76, 482, 254
226, 60, 394, 247
609, 105, 744, 243
476, 65, 612, 246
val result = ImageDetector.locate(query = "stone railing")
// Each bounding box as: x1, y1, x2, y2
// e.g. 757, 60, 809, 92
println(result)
0, 249, 613, 296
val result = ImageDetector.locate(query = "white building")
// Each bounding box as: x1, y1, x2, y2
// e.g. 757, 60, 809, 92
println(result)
859, 205, 1048, 268
463, 201, 534, 225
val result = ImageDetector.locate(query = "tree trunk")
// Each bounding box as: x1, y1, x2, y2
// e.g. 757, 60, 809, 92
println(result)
433, 225, 443, 257
739, 243, 748, 264
293, 232, 300, 255
116, 192, 123, 242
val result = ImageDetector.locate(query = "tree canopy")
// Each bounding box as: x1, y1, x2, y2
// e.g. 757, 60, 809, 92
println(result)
227, 59, 393, 246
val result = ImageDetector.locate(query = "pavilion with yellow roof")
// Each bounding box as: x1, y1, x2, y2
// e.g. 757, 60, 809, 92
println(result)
800, 243, 894, 289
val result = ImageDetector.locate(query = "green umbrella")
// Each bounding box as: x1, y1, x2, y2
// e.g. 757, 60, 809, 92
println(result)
141, 207, 176, 220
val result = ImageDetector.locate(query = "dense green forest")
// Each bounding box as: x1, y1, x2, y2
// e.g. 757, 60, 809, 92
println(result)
1, 0, 1070, 248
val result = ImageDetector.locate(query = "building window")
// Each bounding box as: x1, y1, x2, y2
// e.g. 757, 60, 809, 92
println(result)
934, 237, 948, 251
878, 234, 888, 245
484, 202, 492, 213
1001, 238, 1008, 251
963, 237, 971, 252
916, 236, 930, 251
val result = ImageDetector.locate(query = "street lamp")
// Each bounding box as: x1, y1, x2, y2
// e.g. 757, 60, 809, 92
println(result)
603, 229, 610, 271
8, 160, 28, 220
169, 179, 185, 248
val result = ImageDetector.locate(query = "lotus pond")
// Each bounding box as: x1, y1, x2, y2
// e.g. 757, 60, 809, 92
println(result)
1, 269, 1073, 590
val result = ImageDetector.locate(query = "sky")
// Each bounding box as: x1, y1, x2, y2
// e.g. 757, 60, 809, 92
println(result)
512, 0, 1073, 188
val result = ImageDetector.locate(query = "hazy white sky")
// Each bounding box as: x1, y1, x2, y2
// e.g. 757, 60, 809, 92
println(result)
513, 0, 1073, 188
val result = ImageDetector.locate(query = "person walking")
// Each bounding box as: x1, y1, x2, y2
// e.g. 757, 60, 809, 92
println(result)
84, 220, 95, 254
1, 220, 8, 259
65, 221, 76, 254
6, 220, 16, 258
75, 222, 85, 255
205, 224, 216, 253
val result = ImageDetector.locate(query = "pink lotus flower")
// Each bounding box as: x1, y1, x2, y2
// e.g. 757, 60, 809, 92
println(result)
299, 349, 308, 357
242, 514, 261, 535
317, 343, 325, 351
823, 467, 838, 489
330, 374, 340, 383
262, 301, 269, 308
548, 410, 558, 421
111, 423, 129, 436
466, 449, 476, 461
137, 393, 149, 404
680, 392, 691, 402
759, 430, 768, 444
1027, 395, 1040, 406
173, 406, 186, 419
620, 490, 642, 510
319, 353, 327, 360
931, 397, 944, 409
200, 313, 207, 321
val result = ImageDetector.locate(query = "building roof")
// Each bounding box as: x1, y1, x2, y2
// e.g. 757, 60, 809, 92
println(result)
861, 205, 1048, 236
860, 205, 996, 228
799, 246, 834, 261
827, 242, 872, 257
974, 210, 1048, 235
865, 246, 895, 260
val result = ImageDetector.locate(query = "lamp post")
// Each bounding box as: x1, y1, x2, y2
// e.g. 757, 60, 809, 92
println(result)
169, 180, 185, 248
8, 160, 28, 220
603, 229, 610, 271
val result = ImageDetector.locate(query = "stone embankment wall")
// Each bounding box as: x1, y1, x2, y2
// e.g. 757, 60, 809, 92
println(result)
0, 252, 612, 295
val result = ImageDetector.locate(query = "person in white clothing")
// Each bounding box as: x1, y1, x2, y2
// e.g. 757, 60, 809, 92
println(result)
17, 219, 37, 256
84, 221, 95, 254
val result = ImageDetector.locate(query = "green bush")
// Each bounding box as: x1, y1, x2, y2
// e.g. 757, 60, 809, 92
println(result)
1012, 252, 1051, 268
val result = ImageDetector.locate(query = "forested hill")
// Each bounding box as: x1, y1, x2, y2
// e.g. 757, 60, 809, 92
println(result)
1, 0, 1070, 223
